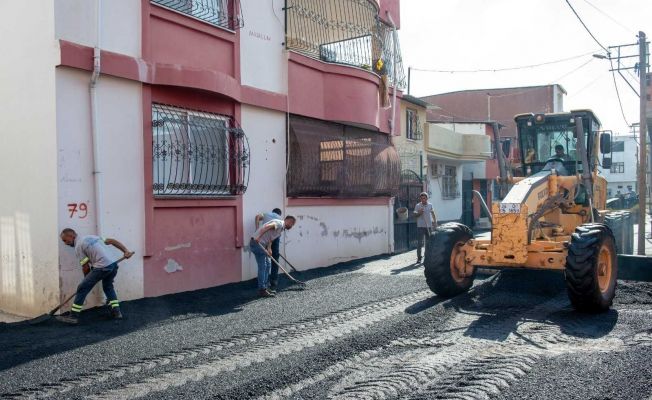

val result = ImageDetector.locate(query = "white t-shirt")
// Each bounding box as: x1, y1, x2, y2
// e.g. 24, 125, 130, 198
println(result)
75, 235, 118, 269
253, 220, 285, 247
414, 202, 435, 228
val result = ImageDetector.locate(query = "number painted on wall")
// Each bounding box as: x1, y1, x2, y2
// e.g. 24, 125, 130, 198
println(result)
67, 203, 89, 219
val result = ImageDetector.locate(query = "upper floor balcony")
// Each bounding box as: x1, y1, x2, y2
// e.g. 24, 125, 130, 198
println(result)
285, 0, 405, 90
426, 124, 492, 162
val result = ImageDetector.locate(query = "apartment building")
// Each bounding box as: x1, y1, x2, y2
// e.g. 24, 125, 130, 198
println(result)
0, 0, 405, 317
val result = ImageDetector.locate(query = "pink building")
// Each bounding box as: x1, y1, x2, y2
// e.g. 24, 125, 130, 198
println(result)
0, 0, 404, 317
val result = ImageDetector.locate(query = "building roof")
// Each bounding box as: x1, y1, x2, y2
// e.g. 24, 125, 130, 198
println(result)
420, 84, 567, 99
401, 94, 431, 108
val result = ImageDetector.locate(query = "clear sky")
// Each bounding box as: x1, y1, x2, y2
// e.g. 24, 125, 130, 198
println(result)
399, 0, 651, 136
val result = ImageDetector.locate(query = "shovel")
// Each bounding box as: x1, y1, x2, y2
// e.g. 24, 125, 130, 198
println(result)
29, 255, 130, 325
255, 242, 306, 286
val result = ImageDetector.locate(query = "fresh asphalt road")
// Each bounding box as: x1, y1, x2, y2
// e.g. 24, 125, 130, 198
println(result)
1, 250, 652, 399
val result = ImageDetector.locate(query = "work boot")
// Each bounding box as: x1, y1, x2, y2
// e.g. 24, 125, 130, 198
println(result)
417, 257, 422, 264
258, 289, 275, 298
57, 312, 79, 325
111, 307, 123, 320
268, 287, 277, 294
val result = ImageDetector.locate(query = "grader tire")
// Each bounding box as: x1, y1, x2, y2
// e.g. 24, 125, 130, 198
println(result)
424, 222, 475, 298
565, 224, 617, 312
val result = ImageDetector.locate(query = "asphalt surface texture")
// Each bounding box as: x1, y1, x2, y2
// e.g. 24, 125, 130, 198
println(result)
1, 250, 652, 399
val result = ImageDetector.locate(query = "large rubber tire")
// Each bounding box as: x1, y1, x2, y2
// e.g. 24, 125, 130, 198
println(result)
565, 224, 618, 312
424, 222, 475, 298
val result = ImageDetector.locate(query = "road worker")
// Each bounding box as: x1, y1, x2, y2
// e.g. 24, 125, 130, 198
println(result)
255, 208, 282, 289
250, 216, 296, 297
58, 228, 134, 324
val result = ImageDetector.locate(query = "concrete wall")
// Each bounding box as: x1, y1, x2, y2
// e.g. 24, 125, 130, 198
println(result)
240, 0, 287, 94
55, 0, 141, 57
285, 204, 393, 268
56, 68, 145, 307
395, 99, 426, 175
426, 161, 464, 222
0, 2, 60, 316
240, 105, 287, 280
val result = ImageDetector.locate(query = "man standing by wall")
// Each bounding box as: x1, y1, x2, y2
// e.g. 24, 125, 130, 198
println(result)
414, 192, 437, 264
255, 208, 282, 289
250, 216, 296, 297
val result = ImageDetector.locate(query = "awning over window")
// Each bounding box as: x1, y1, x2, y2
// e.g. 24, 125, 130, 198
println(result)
288, 116, 400, 198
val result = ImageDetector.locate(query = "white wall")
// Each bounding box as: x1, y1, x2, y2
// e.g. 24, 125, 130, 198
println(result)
427, 161, 464, 222
239, 0, 288, 94
436, 122, 486, 135
56, 68, 145, 307
0, 2, 60, 316
54, 0, 141, 57
240, 105, 287, 280
285, 204, 393, 269
600, 136, 638, 196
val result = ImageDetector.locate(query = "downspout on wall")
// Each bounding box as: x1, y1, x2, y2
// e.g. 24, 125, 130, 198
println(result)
386, 11, 398, 136
90, 0, 104, 235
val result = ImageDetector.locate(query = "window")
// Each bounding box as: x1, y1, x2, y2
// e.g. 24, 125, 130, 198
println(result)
152, 104, 249, 196
288, 116, 400, 197
441, 166, 459, 199
610, 162, 625, 174
151, 0, 243, 30
406, 109, 422, 140
612, 141, 625, 152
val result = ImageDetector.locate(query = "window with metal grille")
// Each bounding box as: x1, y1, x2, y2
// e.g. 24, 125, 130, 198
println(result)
285, 0, 406, 89
151, 0, 244, 30
441, 166, 459, 199
288, 116, 400, 198
152, 104, 249, 196
406, 109, 422, 140
610, 161, 625, 174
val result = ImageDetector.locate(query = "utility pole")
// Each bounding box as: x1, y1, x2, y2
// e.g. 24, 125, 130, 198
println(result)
639, 31, 649, 249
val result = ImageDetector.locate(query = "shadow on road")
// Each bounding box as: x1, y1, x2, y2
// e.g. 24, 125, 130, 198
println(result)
442, 270, 619, 343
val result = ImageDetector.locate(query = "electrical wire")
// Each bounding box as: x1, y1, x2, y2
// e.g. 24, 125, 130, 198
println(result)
410, 50, 599, 73
581, 0, 633, 35
609, 58, 631, 126
550, 57, 595, 83
564, 0, 609, 53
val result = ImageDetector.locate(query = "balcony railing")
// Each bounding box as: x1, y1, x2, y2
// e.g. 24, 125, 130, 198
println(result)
151, 0, 244, 30
285, 0, 406, 89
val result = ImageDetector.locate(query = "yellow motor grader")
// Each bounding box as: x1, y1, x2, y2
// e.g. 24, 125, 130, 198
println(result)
424, 109, 633, 312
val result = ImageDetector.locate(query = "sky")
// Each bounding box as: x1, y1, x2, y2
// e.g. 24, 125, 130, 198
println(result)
399, 0, 651, 136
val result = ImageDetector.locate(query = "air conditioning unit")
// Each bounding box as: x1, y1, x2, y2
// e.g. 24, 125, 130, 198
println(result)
430, 163, 443, 178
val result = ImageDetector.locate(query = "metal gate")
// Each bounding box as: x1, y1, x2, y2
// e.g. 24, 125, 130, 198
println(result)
394, 170, 423, 253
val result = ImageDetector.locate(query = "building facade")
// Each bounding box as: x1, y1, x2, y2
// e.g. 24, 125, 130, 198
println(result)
421, 84, 566, 175
0, 0, 404, 317
600, 135, 638, 197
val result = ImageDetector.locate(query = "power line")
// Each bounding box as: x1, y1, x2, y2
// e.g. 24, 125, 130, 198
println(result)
410, 50, 598, 73
564, 0, 609, 53
550, 57, 595, 82
581, 0, 633, 35
609, 58, 631, 126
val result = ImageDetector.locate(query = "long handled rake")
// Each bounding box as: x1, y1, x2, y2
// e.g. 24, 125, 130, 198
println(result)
255, 242, 305, 286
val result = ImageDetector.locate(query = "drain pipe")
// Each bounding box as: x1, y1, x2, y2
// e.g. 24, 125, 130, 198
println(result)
386, 11, 398, 135
90, 0, 104, 235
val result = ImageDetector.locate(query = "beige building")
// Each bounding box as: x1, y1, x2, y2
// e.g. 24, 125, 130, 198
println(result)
395, 95, 429, 178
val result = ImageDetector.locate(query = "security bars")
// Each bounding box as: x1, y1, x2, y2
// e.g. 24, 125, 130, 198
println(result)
151, 0, 244, 30
152, 104, 249, 197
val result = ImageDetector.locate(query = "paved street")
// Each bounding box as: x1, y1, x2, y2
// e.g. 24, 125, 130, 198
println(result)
1, 250, 652, 399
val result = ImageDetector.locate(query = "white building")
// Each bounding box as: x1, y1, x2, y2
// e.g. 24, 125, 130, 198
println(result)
600, 135, 638, 197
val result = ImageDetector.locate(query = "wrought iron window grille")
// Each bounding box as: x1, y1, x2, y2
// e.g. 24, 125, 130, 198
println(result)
288, 116, 401, 198
406, 109, 423, 140
285, 0, 406, 89
151, 0, 244, 30
152, 104, 250, 197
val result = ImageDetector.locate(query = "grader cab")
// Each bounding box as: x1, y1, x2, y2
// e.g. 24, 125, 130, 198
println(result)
424, 110, 634, 312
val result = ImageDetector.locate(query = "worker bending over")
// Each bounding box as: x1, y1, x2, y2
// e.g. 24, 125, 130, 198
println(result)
59, 228, 134, 324
255, 208, 282, 289
250, 216, 296, 297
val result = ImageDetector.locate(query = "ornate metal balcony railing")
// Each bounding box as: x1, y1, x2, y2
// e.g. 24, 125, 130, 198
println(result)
151, 0, 244, 30
152, 104, 249, 197
285, 0, 406, 89
288, 116, 401, 198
